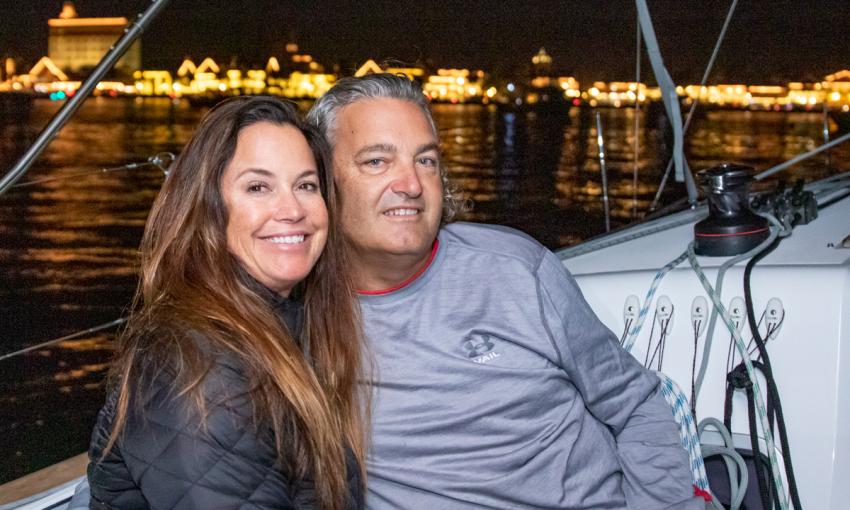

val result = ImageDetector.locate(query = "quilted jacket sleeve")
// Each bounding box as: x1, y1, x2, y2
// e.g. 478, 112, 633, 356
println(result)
89, 354, 303, 510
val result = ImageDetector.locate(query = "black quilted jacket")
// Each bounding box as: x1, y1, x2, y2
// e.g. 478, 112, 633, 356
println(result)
87, 297, 363, 509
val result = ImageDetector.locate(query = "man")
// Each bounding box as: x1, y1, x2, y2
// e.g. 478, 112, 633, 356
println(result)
308, 74, 704, 509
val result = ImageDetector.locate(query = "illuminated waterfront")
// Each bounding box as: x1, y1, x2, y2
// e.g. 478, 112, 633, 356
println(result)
1, 97, 848, 481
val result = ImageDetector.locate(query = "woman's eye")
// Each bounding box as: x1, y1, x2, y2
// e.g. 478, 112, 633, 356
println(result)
298, 181, 319, 192
246, 182, 270, 193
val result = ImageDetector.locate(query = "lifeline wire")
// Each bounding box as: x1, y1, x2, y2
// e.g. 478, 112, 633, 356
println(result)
0, 318, 127, 363
755, 130, 850, 181
10, 152, 174, 189
687, 242, 789, 510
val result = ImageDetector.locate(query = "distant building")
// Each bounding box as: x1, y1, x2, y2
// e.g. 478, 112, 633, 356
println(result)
531, 48, 553, 80
354, 59, 425, 81
424, 69, 486, 103
47, 1, 140, 77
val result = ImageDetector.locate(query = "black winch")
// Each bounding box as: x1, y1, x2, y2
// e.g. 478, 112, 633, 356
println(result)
694, 163, 769, 256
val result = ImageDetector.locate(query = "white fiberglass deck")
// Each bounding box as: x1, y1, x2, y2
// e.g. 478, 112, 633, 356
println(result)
560, 193, 850, 509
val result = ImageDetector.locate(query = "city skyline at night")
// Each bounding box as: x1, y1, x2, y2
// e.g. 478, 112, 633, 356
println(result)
1, 0, 849, 85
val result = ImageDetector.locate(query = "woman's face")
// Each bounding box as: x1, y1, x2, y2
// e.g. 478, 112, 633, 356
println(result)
221, 121, 329, 296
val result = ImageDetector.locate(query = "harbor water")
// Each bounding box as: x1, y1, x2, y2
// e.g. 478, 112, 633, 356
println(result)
1, 97, 847, 482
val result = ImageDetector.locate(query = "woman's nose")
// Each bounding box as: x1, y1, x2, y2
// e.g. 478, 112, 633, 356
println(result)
273, 192, 305, 222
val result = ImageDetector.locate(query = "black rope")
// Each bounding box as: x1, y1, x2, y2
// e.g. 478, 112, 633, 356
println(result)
620, 318, 633, 346
690, 320, 700, 418
744, 237, 804, 509
644, 309, 658, 367
746, 385, 774, 509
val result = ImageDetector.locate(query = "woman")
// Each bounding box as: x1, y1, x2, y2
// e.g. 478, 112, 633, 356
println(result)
87, 97, 366, 510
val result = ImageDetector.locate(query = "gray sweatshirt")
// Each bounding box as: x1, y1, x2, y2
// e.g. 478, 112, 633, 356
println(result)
361, 222, 704, 509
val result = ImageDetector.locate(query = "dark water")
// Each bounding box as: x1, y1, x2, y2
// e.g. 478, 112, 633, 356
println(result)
1, 97, 847, 482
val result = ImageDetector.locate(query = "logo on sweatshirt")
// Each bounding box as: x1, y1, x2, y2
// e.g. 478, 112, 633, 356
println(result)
462, 332, 501, 364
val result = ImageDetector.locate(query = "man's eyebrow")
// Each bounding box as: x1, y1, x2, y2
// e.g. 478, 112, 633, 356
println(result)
354, 143, 396, 158
415, 142, 440, 155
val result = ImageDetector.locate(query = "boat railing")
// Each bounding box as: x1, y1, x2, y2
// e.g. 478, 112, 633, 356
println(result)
560, 140, 850, 261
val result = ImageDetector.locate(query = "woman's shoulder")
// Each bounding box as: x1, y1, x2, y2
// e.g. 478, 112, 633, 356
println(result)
131, 322, 250, 389
89, 326, 291, 508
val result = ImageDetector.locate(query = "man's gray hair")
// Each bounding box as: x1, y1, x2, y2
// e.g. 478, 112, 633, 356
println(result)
307, 73, 466, 223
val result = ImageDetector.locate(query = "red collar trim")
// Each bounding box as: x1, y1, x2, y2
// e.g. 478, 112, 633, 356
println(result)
358, 240, 439, 296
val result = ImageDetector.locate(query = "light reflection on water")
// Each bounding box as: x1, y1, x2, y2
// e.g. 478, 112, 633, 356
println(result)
0, 97, 847, 481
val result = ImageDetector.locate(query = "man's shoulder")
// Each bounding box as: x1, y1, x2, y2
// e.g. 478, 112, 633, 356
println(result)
440, 222, 547, 270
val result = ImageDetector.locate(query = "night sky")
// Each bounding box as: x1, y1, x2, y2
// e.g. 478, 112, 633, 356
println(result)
1, 0, 849, 85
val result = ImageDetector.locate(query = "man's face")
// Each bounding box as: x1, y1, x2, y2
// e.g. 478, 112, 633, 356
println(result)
332, 98, 443, 268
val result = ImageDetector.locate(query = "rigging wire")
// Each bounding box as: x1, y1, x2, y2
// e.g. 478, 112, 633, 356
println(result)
636, 0, 697, 204
649, 0, 739, 212
0, 318, 127, 363
633, 20, 641, 219
595, 112, 612, 232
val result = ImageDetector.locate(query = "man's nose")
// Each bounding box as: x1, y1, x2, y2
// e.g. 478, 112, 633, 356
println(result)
273, 191, 305, 222
390, 161, 423, 198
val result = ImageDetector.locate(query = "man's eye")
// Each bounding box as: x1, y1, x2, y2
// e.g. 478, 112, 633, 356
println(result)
365, 158, 385, 167
418, 156, 438, 167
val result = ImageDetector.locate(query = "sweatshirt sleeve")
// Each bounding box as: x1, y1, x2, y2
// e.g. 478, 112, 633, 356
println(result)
535, 249, 705, 509
94, 357, 298, 510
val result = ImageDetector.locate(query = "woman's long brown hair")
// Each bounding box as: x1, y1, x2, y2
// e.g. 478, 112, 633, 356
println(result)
105, 96, 366, 510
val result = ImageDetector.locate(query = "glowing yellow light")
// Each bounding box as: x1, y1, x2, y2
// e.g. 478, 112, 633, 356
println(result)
28, 56, 69, 82
177, 59, 197, 77
49, 17, 126, 27
486, 87, 497, 98
266, 57, 280, 73
197, 58, 220, 74
218, 83, 227, 92
589, 87, 599, 97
